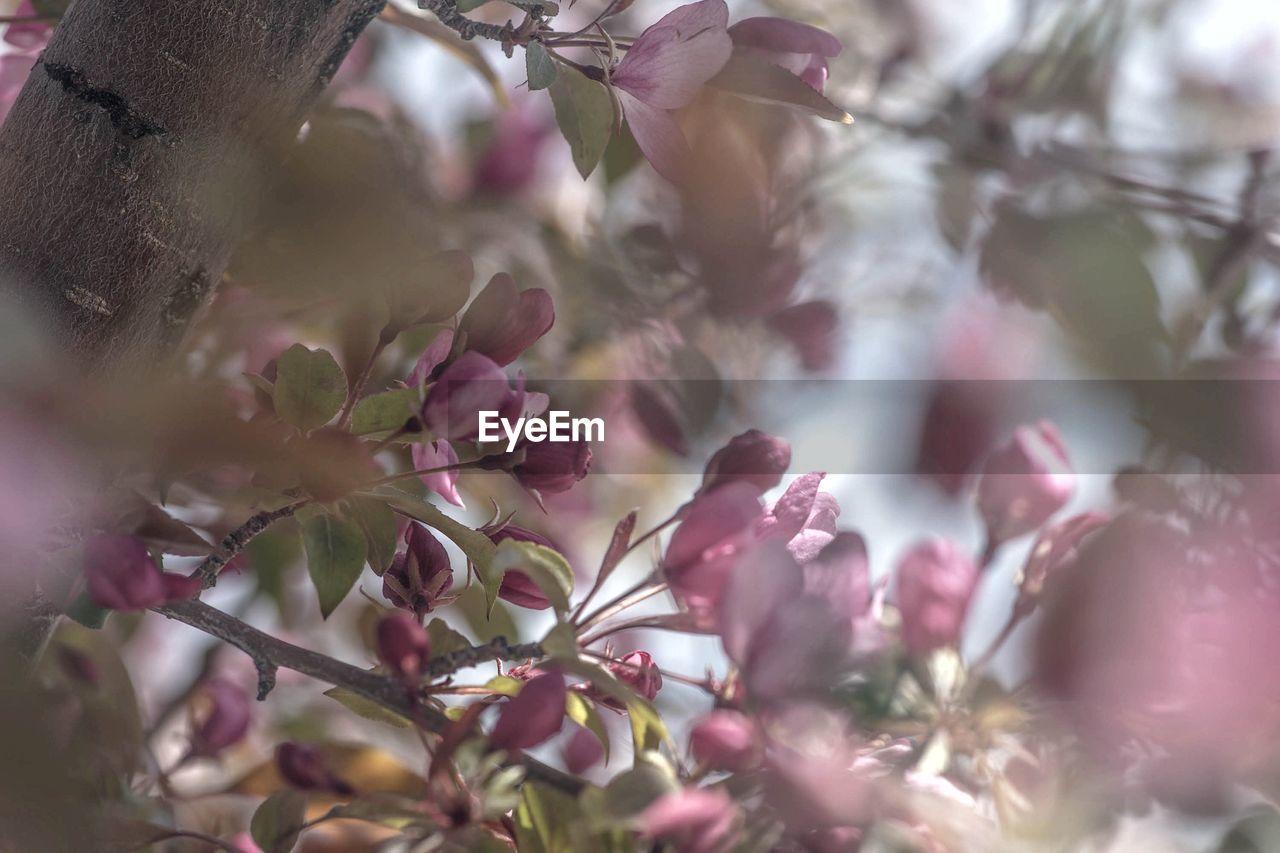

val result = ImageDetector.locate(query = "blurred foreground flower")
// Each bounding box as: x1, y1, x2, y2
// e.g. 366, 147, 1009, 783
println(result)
894, 538, 979, 656
977, 420, 1074, 544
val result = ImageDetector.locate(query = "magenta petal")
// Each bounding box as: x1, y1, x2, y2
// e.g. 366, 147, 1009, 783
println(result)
758, 472, 825, 541
619, 91, 692, 184
407, 329, 455, 387
613, 0, 732, 110
728, 17, 843, 58
489, 671, 566, 750
411, 440, 464, 507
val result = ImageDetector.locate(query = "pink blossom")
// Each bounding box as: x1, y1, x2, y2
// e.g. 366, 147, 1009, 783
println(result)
699, 429, 791, 495
383, 522, 454, 617
727, 17, 843, 92
83, 534, 200, 611
609, 650, 663, 703
662, 482, 763, 626
410, 439, 465, 508
472, 104, 554, 196
894, 538, 979, 656
376, 610, 432, 681
3, 3, 52, 52
406, 328, 456, 388
611, 0, 734, 182
976, 420, 1074, 543
757, 472, 841, 563
689, 710, 761, 772
639, 787, 739, 853
767, 301, 839, 372
421, 351, 524, 441
490, 671, 567, 751
459, 273, 555, 367
189, 678, 251, 757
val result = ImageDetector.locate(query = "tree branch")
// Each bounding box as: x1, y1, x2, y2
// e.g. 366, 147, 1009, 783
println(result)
414, 0, 511, 42
192, 502, 305, 589
151, 599, 584, 794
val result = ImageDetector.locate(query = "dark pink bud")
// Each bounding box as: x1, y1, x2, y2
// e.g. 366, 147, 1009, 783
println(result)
421, 352, 521, 441
513, 439, 592, 494
459, 273, 555, 367
563, 726, 605, 774
914, 380, 1001, 495
689, 710, 760, 772
376, 611, 432, 681
160, 572, 203, 602
1015, 512, 1109, 617
189, 678, 251, 757
275, 742, 355, 796
767, 301, 838, 373
639, 787, 739, 853
663, 483, 763, 627
700, 430, 791, 495
977, 420, 1074, 543
382, 523, 453, 617
84, 534, 167, 611
473, 107, 553, 197
489, 671, 566, 751
609, 651, 663, 702
489, 525, 559, 610
410, 439, 464, 508
406, 329, 456, 388
894, 538, 979, 656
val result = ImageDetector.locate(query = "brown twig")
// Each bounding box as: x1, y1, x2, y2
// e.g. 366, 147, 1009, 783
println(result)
151, 599, 583, 793
191, 502, 307, 589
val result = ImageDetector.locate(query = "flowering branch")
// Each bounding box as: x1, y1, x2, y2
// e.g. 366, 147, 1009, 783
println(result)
192, 502, 307, 589
152, 599, 585, 793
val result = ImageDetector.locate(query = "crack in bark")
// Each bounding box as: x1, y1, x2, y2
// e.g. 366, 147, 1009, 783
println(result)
42, 61, 168, 140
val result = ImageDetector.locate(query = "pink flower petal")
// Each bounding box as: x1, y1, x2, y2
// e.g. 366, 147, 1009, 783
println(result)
727, 18, 843, 58
406, 329, 455, 387
618, 91, 692, 183
411, 440, 464, 507
613, 0, 733, 110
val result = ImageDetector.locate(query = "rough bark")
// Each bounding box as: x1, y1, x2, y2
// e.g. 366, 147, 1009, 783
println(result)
0, 0, 386, 368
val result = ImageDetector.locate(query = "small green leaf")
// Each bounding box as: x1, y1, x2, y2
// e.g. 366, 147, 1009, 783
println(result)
273, 344, 348, 432
710, 52, 853, 124
541, 621, 579, 660
566, 691, 611, 764
373, 487, 496, 577
251, 790, 307, 853
302, 513, 367, 618
526, 42, 558, 91
597, 753, 678, 822
323, 686, 412, 728
345, 497, 399, 576
514, 781, 582, 853
456, 0, 489, 9
350, 388, 419, 436
489, 538, 574, 613
626, 696, 670, 757
549, 68, 615, 179
484, 675, 525, 696
64, 590, 110, 629
426, 618, 472, 656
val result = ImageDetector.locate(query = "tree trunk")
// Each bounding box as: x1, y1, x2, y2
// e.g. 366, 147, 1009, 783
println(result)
0, 0, 385, 369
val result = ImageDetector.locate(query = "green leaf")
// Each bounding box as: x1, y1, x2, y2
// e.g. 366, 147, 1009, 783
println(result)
31, 0, 71, 15
526, 42, 558, 91
64, 590, 110, 629
323, 686, 412, 728
302, 512, 367, 618
709, 52, 853, 124
426, 618, 473, 656
541, 621, 579, 659
373, 487, 497, 577
483, 674, 525, 696
350, 388, 419, 436
549, 68, 615, 179
456, 0, 489, 10
273, 344, 347, 432
489, 538, 574, 613
514, 781, 583, 853
566, 691, 611, 764
345, 496, 399, 576
594, 753, 678, 823
251, 790, 307, 853
626, 696, 670, 757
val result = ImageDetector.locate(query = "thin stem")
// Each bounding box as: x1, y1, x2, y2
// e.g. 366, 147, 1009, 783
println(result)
335, 333, 393, 430
578, 613, 689, 647
366, 458, 483, 489
415, 0, 511, 42
192, 501, 306, 590
151, 599, 584, 794
575, 577, 668, 634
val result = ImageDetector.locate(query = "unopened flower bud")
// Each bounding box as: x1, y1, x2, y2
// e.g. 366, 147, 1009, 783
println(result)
563, 726, 605, 774
275, 741, 355, 796
488, 525, 560, 610
700, 430, 791, 495
609, 651, 663, 703
895, 538, 979, 656
382, 523, 453, 617
689, 710, 761, 772
489, 671, 566, 751
376, 611, 431, 682
189, 678, 251, 757
513, 439, 592, 494
977, 421, 1074, 543
458, 273, 555, 367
